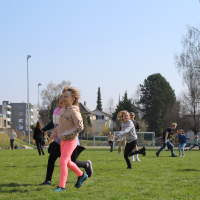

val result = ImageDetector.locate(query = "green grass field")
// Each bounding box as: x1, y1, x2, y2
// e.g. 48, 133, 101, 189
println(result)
1, 131, 200, 200
0, 132, 36, 149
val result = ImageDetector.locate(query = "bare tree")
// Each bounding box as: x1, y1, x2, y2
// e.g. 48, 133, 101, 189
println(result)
40, 80, 71, 108
175, 26, 200, 135
132, 84, 142, 109
104, 97, 115, 114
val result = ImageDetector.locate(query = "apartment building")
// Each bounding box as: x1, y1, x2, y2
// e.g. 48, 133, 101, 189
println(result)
1, 101, 38, 131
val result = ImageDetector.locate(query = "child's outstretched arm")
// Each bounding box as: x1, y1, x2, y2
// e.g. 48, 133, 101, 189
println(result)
59, 111, 83, 141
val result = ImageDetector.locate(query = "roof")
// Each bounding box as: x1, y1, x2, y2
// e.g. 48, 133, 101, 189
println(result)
79, 102, 96, 115
92, 109, 111, 116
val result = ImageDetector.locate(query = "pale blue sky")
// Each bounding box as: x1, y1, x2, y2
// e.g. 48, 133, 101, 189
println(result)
1, 0, 200, 111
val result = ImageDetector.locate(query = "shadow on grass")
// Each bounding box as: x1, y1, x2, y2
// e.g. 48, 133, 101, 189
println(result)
179, 169, 200, 172
5, 165, 47, 168
0, 182, 42, 193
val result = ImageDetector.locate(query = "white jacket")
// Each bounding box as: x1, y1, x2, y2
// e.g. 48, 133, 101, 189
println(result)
8, 132, 17, 139
118, 120, 137, 143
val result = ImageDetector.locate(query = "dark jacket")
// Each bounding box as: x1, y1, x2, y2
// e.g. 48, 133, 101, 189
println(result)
33, 127, 44, 140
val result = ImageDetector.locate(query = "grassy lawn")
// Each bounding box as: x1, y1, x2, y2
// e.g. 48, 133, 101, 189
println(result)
0, 132, 36, 149
0, 145, 200, 200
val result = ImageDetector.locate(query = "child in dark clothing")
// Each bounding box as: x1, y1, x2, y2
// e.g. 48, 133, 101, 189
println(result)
176, 129, 190, 157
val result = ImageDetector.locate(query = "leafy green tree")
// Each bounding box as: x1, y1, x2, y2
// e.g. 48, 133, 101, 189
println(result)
112, 91, 138, 130
138, 73, 176, 137
96, 87, 102, 110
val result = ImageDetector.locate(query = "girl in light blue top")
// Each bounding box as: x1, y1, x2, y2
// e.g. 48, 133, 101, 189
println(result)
188, 135, 200, 151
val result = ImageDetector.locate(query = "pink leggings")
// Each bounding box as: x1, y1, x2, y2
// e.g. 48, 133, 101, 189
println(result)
59, 139, 83, 188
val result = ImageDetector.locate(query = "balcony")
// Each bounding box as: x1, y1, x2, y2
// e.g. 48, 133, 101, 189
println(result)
2, 105, 11, 109
6, 118, 12, 122
3, 110, 11, 115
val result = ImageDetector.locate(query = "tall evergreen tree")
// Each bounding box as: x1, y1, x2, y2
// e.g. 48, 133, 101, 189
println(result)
138, 73, 176, 137
96, 87, 102, 110
112, 91, 138, 128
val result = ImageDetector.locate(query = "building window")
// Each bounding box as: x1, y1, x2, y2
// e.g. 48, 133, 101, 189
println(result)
18, 105, 24, 109
18, 112, 23, 116
96, 115, 105, 120
19, 119, 23, 122
4, 120, 6, 127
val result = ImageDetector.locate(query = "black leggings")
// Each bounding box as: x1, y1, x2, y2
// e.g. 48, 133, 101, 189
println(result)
108, 141, 113, 152
45, 143, 87, 182
124, 140, 144, 168
10, 139, 14, 149
189, 144, 200, 150
35, 139, 44, 155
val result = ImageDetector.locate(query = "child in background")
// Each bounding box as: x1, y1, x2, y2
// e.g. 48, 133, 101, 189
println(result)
107, 132, 114, 152
8, 129, 17, 151
115, 110, 146, 169
176, 129, 190, 157
53, 86, 87, 192
187, 135, 200, 151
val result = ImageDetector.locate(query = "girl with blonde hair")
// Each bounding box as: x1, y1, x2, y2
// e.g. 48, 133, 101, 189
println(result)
53, 86, 87, 191
187, 135, 200, 151
176, 129, 190, 157
115, 110, 146, 169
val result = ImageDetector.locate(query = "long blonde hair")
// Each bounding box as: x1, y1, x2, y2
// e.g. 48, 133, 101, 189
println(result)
117, 110, 130, 121
62, 86, 81, 106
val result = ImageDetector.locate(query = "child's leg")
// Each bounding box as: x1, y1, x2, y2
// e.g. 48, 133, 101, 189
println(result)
167, 140, 175, 155
59, 140, 83, 188
118, 141, 121, 153
182, 143, 186, 155
135, 145, 139, 159
179, 144, 181, 156
124, 140, 137, 168
122, 138, 126, 154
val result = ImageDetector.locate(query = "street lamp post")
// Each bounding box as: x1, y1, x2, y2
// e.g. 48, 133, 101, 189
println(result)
38, 83, 42, 121
27, 55, 31, 144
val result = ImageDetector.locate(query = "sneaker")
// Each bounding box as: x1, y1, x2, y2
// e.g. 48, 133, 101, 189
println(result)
75, 173, 87, 188
141, 147, 146, 156
39, 180, 51, 186
179, 155, 182, 157
136, 158, 141, 161
156, 152, 159, 157
132, 156, 135, 161
182, 154, 185, 157
127, 167, 132, 169
85, 160, 93, 178
171, 154, 177, 157
53, 186, 66, 192
117, 152, 120, 155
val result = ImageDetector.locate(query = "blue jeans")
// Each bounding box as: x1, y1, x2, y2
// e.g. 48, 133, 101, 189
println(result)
157, 139, 175, 155
179, 143, 186, 155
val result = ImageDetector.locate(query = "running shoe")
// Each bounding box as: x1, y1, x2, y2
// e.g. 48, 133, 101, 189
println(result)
136, 158, 141, 161
75, 173, 87, 188
39, 180, 51, 186
53, 186, 66, 192
85, 160, 93, 178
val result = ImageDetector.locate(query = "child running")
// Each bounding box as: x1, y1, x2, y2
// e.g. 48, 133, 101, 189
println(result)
53, 86, 87, 192
115, 110, 146, 169
176, 129, 190, 157
39, 97, 92, 186
187, 135, 200, 151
